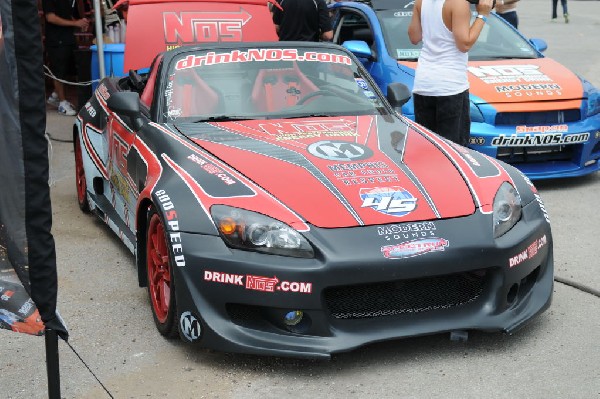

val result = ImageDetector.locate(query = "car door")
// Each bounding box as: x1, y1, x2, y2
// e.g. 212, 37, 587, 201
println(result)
105, 106, 140, 235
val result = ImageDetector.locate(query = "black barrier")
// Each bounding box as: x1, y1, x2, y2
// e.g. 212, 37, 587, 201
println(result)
76, 48, 92, 111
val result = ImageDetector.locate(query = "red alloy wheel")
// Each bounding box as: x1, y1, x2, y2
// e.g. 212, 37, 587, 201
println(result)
147, 213, 172, 324
74, 136, 90, 212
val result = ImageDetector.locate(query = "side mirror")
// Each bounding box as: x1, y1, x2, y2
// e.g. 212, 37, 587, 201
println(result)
107, 91, 144, 130
386, 82, 411, 113
342, 40, 372, 60
529, 38, 548, 53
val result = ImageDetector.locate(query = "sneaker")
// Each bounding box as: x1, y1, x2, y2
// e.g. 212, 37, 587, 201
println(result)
58, 100, 76, 116
47, 92, 60, 107
550, 18, 557, 22
564, 13, 569, 23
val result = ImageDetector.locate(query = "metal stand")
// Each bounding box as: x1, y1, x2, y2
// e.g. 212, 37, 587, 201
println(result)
44, 329, 61, 399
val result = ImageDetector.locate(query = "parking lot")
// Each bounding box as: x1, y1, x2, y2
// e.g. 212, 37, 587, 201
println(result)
1, 0, 599, 397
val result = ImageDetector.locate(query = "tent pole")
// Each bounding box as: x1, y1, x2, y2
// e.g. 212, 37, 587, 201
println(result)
93, 0, 106, 79
45, 329, 61, 399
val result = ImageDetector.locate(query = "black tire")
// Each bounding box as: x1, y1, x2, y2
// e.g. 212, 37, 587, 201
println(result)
146, 207, 178, 338
74, 134, 91, 213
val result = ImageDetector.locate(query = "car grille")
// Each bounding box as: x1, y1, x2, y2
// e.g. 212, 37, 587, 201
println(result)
324, 270, 486, 320
495, 110, 581, 126
496, 144, 575, 163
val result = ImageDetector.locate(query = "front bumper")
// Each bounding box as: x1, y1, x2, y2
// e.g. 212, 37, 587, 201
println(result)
469, 115, 600, 180
172, 200, 553, 358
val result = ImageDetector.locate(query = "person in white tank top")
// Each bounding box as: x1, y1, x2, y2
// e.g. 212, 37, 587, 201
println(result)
408, 0, 493, 146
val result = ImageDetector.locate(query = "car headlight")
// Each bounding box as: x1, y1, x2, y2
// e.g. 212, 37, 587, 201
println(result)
493, 182, 522, 238
210, 205, 314, 258
587, 86, 600, 117
470, 101, 485, 123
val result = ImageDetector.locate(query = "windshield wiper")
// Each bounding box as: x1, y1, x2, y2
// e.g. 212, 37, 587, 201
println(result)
191, 115, 250, 123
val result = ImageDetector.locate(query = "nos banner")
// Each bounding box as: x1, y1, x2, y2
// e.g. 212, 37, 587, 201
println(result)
0, 1, 68, 339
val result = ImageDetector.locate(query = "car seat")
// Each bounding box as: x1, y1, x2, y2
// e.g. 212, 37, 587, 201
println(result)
170, 69, 220, 118
250, 65, 318, 113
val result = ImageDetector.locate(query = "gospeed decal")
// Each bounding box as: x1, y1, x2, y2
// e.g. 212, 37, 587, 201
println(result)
509, 234, 547, 268
155, 189, 186, 267
204, 271, 312, 294
179, 311, 201, 342
381, 237, 449, 259
175, 49, 352, 70
360, 187, 417, 217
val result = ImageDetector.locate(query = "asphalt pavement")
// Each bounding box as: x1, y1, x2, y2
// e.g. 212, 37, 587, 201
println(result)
1, 0, 599, 397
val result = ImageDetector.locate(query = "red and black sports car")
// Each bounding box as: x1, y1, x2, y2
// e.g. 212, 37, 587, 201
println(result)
74, 42, 553, 358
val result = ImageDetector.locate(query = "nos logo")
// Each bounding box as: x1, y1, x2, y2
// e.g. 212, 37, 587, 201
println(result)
180, 311, 201, 342
307, 140, 372, 161
360, 187, 417, 217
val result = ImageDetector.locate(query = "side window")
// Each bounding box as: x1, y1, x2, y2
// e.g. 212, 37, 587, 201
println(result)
334, 13, 373, 48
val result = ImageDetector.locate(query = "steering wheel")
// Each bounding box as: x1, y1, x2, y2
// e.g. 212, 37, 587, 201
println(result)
297, 90, 337, 105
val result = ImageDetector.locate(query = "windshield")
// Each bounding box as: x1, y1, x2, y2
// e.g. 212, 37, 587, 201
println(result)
162, 46, 389, 122
377, 10, 539, 61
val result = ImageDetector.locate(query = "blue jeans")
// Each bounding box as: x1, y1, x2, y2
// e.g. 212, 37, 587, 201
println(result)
552, 0, 568, 18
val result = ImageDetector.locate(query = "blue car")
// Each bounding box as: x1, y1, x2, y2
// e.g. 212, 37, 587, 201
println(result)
330, 0, 600, 180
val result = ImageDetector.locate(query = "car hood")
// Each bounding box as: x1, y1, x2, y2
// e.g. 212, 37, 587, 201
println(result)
399, 58, 583, 105
173, 115, 512, 228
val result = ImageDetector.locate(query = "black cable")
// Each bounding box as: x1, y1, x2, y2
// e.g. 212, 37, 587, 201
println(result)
554, 276, 600, 298
64, 339, 115, 399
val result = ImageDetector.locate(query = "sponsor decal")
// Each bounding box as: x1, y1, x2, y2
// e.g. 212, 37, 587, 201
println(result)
175, 49, 352, 70
516, 125, 568, 134
355, 78, 369, 91
109, 165, 132, 203
360, 187, 417, 217
491, 132, 589, 147
187, 154, 236, 185
381, 237, 449, 259
155, 190, 186, 266
204, 271, 312, 294
468, 64, 552, 84
1, 290, 14, 301
179, 311, 201, 342
494, 83, 563, 99
394, 11, 412, 16
97, 84, 110, 102
509, 234, 547, 268
163, 10, 251, 49
396, 49, 419, 58
342, 176, 400, 186
328, 161, 399, 185
85, 102, 96, 117
377, 221, 437, 241
17, 299, 34, 316
534, 193, 550, 223
307, 140, 372, 161
470, 136, 486, 145
260, 120, 357, 141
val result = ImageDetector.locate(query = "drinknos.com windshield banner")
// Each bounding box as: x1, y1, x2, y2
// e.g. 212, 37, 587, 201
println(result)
0, 0, 67, 339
